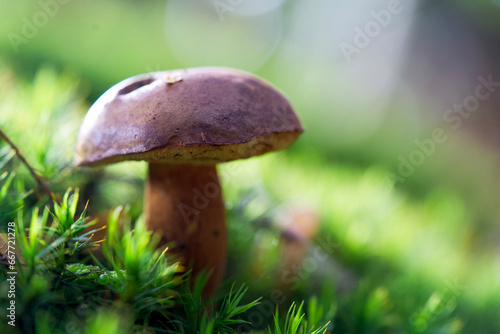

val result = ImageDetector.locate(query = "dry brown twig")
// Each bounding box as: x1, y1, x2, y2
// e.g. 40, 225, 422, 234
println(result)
0, 127, 56, 204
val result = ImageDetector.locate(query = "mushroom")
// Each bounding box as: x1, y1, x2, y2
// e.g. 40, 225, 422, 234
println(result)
74, 67, 303, 295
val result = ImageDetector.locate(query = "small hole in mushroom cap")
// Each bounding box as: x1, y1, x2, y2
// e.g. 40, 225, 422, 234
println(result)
118, 78, 154, 95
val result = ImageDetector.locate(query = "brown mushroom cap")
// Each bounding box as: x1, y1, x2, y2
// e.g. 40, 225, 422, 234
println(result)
75, 67, 303, 166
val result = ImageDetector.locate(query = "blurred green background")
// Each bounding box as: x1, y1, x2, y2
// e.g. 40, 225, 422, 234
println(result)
2, 0, 500, 332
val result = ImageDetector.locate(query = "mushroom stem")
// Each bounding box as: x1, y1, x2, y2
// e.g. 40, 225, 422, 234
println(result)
145, 163, 227, 296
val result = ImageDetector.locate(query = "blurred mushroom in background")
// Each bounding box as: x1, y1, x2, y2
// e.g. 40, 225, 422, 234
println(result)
275, 207, 320, 291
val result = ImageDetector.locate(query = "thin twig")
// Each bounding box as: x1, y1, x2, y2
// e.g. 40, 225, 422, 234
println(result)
0, 127, 55, 204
